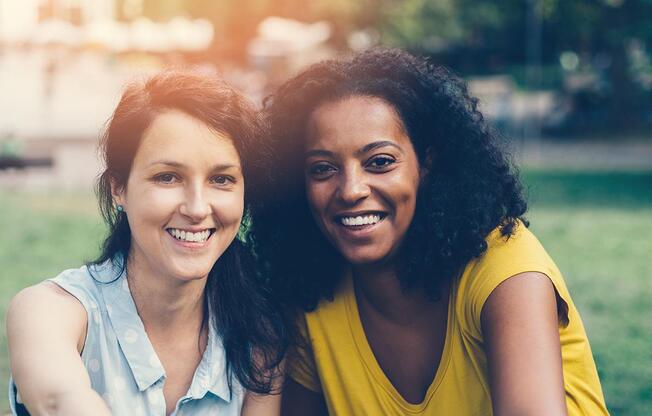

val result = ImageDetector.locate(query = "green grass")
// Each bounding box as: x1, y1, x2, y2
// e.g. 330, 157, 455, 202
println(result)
523, 171, 652, 416
0, 191, 104, 413
1, 171, 651, 414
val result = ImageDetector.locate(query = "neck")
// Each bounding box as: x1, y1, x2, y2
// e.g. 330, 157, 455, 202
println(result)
352, 262, 444, 326
126, 252, 207, 336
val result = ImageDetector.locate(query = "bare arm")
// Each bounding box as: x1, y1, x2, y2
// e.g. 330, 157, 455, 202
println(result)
240, 351, 288, 416
242, 391, 281, 416
481, 272, 568, 416
7, 282, 111, 416
280, 378, 327, 416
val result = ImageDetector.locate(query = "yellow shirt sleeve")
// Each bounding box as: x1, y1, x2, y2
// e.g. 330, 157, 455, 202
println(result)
287, 315, 322, 392
460, 222, 572, 338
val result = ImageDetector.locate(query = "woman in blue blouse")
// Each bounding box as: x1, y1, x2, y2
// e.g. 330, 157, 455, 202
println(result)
7, 71, 286, 415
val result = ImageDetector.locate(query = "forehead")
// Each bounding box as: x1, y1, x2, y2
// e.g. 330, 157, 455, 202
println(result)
134, 109, 241, 166
306, 96, 409, 150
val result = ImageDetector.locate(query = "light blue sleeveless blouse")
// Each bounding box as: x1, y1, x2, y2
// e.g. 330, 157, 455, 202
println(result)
9, 259, 244, 415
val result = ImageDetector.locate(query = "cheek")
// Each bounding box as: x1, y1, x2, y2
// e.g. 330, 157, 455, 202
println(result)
211, 192, 244, 226
125, 188, 179, 225
305, 181, 330, 214
147, 188, 180, 208
387, 172, 419, 222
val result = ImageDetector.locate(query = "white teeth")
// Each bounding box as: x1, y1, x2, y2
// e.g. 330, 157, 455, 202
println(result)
169, 229, 211, 242
340, 214, 381, 226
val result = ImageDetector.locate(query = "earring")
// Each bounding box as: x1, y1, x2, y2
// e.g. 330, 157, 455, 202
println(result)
116, 204, 124, 213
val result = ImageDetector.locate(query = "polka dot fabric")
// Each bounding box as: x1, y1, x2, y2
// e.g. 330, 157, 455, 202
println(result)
8, 259, 244, 415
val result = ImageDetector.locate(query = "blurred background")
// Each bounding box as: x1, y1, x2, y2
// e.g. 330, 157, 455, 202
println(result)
0, 0, 650, 414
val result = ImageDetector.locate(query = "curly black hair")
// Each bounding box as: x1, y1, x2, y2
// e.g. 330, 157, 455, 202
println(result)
247, 48, 528, 311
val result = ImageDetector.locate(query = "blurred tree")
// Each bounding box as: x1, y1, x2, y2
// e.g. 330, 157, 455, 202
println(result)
115, 0, 383, 59
186, 0, 267, 61
381, 0, 463, 50
112, 0, 651, 132
545, 0, 652, 130
378, 0, 652, 132
309, 0, 381, 47
378, 0, 532, 73
186, 0, 381, 59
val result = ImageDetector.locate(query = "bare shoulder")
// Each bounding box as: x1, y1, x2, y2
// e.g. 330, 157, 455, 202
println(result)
7, 281, 87, 348
481, 271, 561, 329
480, 272, 567, 415
9, 280, 85, 317
7, 282, 103, 414
484, 271, 556, 307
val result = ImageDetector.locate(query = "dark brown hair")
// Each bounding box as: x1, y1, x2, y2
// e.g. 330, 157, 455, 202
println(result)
93, 70, 286, 394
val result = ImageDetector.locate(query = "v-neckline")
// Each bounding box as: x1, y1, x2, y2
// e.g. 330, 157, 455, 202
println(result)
344, 275, 456, 412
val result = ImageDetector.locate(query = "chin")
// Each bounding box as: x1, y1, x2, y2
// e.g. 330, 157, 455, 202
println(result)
169, 269, 211, 282
166, 259, 214, 281
341, 249, 388, 266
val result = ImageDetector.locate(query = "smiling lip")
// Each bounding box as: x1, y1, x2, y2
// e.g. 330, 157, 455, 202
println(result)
166, 227, 216, 247
333, 211, 387, 237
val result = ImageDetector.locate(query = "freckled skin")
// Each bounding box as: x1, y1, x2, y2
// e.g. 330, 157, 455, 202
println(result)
304, 96, 421, 267
113, 109, 245, 285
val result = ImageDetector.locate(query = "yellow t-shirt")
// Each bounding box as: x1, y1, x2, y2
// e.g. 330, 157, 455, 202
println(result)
289, 224, 608, 415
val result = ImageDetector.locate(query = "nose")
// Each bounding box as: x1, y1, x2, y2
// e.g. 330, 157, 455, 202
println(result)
179, 183, 212, 222
336, 166, 370, 205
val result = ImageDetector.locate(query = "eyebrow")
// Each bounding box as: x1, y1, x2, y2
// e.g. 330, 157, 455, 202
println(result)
148, 160, 240, 170
305, 140, 404, 159
357, 140, 404, 156
304, 149, 336, 158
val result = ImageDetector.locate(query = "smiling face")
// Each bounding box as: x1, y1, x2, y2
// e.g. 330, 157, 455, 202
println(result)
304, 96, 421, 267
113, 109, 244, 284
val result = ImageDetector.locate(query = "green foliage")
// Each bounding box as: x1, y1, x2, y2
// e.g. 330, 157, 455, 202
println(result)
481, 64, 564, 90
376, 0, 652, 130
552, 0, 652, 49
377, 0, 652, 55
380, 0, 529, 53
381, 0, 464, 50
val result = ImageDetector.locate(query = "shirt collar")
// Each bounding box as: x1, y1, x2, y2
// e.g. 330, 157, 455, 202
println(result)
186, 320, 233, 402
97, 259, 166, 391
96, 259, 233, 401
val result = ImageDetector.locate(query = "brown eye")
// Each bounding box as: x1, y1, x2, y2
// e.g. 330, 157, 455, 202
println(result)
211, 175, 235, 186
308, 163, 337, 179
367, 155, 396, 170
155, 173, 179, 184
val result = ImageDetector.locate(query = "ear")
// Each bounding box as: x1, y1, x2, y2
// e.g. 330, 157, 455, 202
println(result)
110, 178, 126, 209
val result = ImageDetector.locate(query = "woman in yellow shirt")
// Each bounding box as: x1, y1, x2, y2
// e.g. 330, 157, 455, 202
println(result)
249, 48, 608, 415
